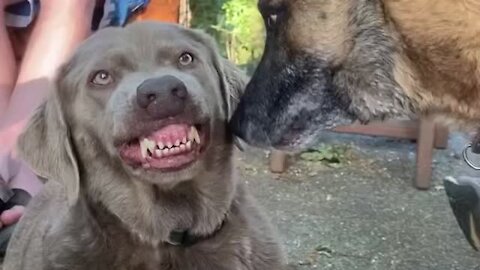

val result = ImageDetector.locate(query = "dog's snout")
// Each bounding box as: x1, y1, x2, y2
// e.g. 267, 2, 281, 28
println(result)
136, 75, 188, 118
230, 102, 272, 148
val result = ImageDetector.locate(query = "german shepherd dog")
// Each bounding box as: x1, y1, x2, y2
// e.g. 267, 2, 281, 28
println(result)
229, 0, 480, 250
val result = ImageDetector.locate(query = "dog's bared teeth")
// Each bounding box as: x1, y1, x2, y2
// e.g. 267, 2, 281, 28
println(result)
192, 128, 201, 144
174, 139, 180, 146
188, 126, 201, 144
140, 138, 156, 159
186, 141, 192, 150
158, 141, 164, 150
188, 126, 195, 141
182, 137, 187, 144
192, 127, 201, 144
167, 141, 173, 148
155, 149, 163, 158
180, 144, 186, 152
162, 148, 170, 156
140, 140, 148, 158
146, 140, 156, 152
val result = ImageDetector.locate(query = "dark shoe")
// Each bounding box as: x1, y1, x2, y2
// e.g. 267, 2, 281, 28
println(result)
444, 176, 480, 251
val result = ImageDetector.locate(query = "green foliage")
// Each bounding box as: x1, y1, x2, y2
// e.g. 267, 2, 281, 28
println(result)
189, 0, 225, 46
222, 0, 265, 66
190, 0, 265, 72
300, 144, 352, 168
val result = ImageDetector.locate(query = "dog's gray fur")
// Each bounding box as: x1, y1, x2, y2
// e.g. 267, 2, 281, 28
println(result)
4, 22, 285, 270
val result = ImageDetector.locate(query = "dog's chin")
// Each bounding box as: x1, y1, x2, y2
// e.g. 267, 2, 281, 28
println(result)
230, 52, 358, 151
115, 121, 210, 185
271, 115, 354, 152
232, 105, 354, 152
129, 160, 205, 187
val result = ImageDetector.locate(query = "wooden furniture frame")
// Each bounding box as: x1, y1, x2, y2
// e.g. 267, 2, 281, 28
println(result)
269, 116, 449, 190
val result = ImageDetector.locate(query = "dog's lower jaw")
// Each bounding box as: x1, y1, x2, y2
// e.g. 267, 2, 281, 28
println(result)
127, 159, 205, 188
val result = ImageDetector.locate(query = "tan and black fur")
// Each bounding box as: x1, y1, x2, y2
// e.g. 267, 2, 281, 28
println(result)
230, 0, 480, 149
3, 22, 285, 270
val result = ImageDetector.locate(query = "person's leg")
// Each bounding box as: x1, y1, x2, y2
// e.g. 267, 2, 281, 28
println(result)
0, 0, 96, 151
0, 3, 18, 118
0, 0, 96, 228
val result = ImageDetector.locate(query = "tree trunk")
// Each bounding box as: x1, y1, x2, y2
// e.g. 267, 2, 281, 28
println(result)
179, 0, 191, 27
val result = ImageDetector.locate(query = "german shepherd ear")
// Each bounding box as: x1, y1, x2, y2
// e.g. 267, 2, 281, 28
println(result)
16, 63, 80, 206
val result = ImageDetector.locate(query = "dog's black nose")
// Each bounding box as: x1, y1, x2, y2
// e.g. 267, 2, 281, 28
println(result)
137, 75, 188, 118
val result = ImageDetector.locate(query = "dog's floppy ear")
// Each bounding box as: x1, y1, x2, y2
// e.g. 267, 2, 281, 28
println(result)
189, 29, 248, 119
217, 58, 249, 120
17, 64, 80, 206
190, 29, 249, 150
214, 57, 249, 151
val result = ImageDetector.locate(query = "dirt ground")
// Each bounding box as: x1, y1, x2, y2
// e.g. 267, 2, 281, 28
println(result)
238, 131, 480, 270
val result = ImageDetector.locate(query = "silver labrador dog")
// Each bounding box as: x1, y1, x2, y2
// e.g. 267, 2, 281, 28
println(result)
3, 22, 285, 270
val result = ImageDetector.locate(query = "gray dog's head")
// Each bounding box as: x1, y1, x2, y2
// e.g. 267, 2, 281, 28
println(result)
18, 22, 246, 204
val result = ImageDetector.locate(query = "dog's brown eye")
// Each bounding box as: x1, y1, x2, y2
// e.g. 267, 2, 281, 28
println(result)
91, 70, 113, 86
179, 52, 194, 66
267, 14, 278, 28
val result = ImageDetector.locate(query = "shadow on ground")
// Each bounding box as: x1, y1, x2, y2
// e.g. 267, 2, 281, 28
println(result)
237, 132, 479, 270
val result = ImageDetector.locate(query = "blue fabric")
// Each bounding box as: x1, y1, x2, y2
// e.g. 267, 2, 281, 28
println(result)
4, 0, 39, 28
4, 0, 150, 29
5, 1, 34, 16
98, 0, 150, 29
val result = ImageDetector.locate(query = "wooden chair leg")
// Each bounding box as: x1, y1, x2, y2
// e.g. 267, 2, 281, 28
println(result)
434, 124, 449, 149
415, 116, 435, 190
270, 150, 287, 173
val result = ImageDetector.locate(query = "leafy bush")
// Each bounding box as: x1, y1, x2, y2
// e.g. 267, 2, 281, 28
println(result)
190, 0, 265, 72
300, 144, 352, 168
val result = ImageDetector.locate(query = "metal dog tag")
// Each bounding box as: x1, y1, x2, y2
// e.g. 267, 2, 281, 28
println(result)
463, 143, 480, 170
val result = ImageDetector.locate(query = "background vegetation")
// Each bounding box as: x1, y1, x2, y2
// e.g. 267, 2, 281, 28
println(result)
190, 0, 265, 74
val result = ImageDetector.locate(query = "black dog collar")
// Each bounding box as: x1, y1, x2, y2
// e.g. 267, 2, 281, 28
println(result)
165, 214, 228, 247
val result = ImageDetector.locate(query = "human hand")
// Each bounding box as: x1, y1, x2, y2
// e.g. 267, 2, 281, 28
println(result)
0, 176, 24, 229
0, 206, 24, 228
0, 151, 40, 228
